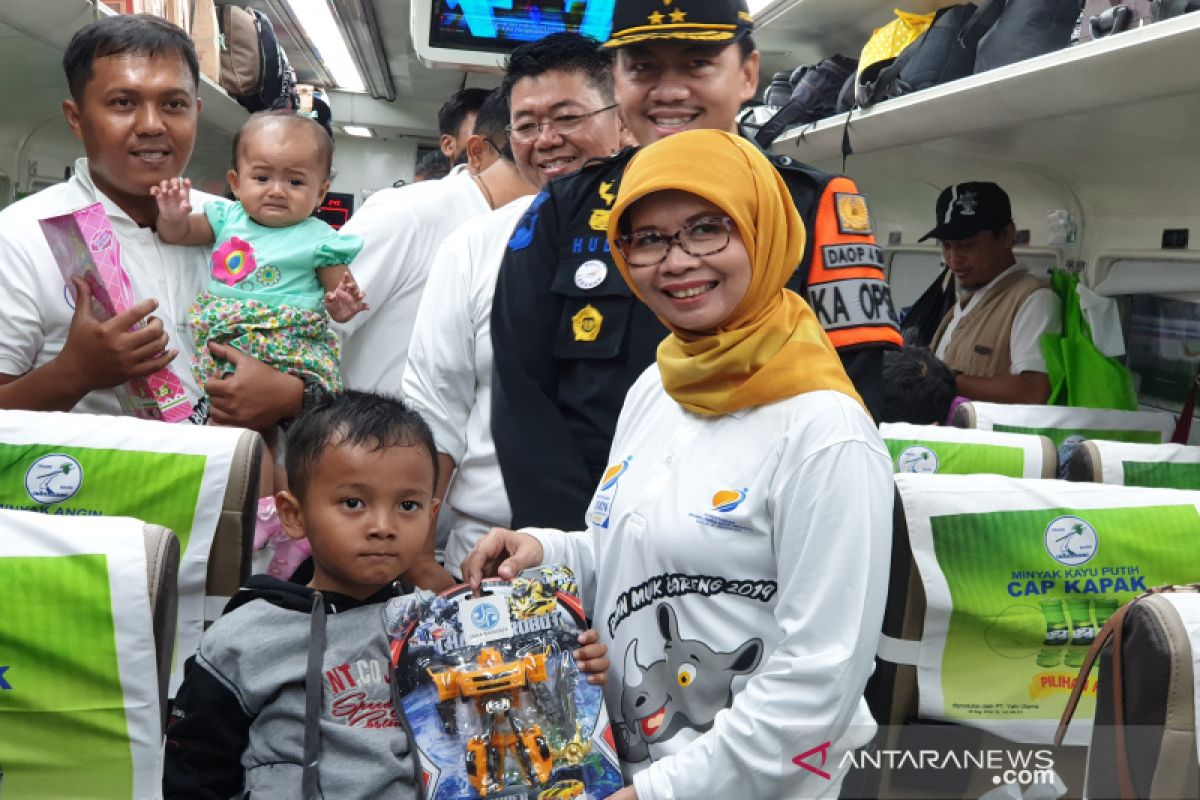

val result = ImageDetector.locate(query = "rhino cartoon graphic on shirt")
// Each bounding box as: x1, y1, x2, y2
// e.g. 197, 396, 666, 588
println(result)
615, 602, 763, 762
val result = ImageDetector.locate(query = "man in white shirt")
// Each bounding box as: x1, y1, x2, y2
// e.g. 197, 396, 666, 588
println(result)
0, 14, 309, 430
437, 87, 489, 166
402, 38, 623, 579
334, 106, 504, 395
925, 182, 1062, 404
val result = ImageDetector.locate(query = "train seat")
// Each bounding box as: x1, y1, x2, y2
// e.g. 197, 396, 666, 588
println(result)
880, 422, 1056, 478
1064, 439, 1200, 490
0, 510, 178, 799
951, 401, 1176, 448
863, 473, 1200, 797
0, 410, 262, 692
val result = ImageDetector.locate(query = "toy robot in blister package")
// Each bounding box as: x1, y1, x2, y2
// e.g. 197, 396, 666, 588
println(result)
388, 565, 622, 800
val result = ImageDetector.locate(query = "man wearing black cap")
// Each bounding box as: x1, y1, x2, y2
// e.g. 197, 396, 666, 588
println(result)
924, 182, 1061, 404
489, 0, 902, 534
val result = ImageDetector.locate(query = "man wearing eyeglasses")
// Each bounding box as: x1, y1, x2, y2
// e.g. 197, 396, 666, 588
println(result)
490, 0, 903, 534
401, 34, 623, 582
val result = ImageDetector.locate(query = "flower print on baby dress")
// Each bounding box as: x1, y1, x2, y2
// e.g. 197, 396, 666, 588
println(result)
212, 236, 258, 286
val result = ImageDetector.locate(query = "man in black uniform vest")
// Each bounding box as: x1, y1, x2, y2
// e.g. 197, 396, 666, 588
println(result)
490, 0, 903, 530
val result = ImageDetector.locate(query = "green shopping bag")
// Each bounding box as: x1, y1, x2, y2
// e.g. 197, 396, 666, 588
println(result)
1041, 269, 1137, 410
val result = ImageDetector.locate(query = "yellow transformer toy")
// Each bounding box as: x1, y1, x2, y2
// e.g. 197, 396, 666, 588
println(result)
428, 647, 556, 796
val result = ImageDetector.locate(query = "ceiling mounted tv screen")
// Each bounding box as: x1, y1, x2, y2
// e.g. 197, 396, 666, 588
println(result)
429, 0, 615, 53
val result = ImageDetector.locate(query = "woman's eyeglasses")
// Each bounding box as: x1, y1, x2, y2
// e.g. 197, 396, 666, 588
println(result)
505, 104, 619, 143
617, 216, 735, 267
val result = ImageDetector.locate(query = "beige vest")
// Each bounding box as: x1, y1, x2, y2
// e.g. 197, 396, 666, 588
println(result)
931, 268, 1048, 378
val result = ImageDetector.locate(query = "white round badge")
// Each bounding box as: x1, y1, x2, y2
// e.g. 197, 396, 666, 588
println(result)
1044, 515, 1099, 567
574, 260, 608, 290
897, 445, 938, 474
25, 453, 84, 505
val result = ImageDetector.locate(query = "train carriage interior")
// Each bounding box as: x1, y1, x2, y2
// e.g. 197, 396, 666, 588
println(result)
2, 0, 1200, 797
3, 0, 1199, 421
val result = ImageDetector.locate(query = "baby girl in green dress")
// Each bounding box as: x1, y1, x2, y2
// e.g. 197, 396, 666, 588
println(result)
153, 112, 366, 398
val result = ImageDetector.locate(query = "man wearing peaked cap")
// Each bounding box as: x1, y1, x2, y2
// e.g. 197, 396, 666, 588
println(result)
489, 0, 901, 538
925, 181, 1061, 404
603, 0, 755, 47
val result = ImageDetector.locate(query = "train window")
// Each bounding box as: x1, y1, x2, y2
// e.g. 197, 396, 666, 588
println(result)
1123, 293, 1200, 416
1094, 256, 1200, 420
885, 248, 1060, 317
886, 250, 944, 315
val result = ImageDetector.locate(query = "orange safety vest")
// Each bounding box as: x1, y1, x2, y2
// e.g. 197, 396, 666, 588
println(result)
805, 176, 903, 350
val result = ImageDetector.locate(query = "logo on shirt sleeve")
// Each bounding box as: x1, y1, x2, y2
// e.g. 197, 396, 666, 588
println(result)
834, 193, 873, 235
508, 191, 549, 251
590, 456, 631, 529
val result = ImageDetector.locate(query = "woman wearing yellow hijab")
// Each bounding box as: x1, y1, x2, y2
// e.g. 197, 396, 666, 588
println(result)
465, 130, 893, 800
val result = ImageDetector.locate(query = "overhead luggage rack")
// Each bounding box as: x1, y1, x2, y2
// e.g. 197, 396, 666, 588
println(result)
753, 4, 1200, 167
0, 0, 247, 136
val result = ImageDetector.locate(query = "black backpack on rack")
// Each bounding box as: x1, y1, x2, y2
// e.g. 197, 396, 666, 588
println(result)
974, 0, 1084, 74
854, 3, 999, 109
753, 54, 857, 147
1152, 0, 1200, 16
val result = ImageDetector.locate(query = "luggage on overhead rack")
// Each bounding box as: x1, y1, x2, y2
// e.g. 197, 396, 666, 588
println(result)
974, 0, 1084, 72
762, 70, 793, 109
850, 4, 999, 111
216, 4, 294, 112
1152, 0, 1200, 18
1077, 0, 1154, 41
853, 8, 937, 108
753, 54, 857, 147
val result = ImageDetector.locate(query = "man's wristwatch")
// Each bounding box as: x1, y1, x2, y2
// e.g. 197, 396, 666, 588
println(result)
300, 376, 330, 413
282, 377, 330, 430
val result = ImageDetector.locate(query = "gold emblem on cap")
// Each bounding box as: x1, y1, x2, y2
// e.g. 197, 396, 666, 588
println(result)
835, 193, 872, 235
648, 9, 665, 24
572, 304, 604, 342
669, 8, 687, 22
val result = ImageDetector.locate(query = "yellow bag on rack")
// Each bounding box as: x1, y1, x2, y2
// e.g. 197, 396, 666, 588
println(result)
857, 9, 937, 79
854, 9, 938, 108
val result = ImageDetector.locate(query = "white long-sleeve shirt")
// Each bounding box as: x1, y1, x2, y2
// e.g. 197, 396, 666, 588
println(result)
335, 167, 488, 394
529, 368, 894, 800
402, 195, 534, 574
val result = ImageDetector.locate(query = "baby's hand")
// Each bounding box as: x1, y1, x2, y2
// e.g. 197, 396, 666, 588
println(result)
324, 272, 368, 323
573, 629, 610, 685
150, 177, 192, 222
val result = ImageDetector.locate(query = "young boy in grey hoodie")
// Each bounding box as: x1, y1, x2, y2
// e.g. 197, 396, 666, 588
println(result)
164, 391, 609, 799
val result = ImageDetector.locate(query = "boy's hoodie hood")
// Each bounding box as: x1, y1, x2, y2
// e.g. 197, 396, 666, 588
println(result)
223, 574, 401, 617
